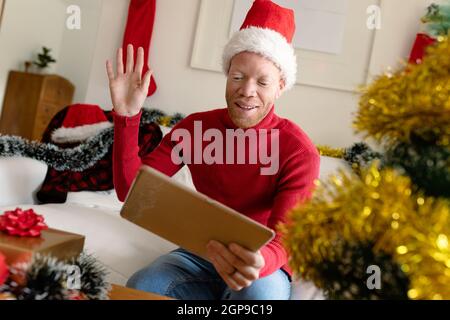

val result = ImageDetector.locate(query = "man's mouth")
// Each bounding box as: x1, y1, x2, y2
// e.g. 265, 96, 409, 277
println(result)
235, 102, 258, 111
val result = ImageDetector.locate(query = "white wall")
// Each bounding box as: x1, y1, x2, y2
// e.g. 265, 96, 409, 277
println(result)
1, 0, 437, 148
57, 0, 103, 104
0, 0, 102, 112
368, 0, 436, 80
84, 0, 128, 107
0, 0, 66, 108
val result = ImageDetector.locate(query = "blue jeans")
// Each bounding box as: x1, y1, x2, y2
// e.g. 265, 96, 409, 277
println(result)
126, 248, 291, 300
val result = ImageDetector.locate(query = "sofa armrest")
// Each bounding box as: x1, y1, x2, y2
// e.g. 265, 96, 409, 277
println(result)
0, 157, 47, 206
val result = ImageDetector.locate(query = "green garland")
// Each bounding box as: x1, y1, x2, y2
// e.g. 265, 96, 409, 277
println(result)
0, 108, 184, 172
319, 140, 449, 199
0, 252, 110, 300
384, 135, 450, 198
313, 241, 410, 300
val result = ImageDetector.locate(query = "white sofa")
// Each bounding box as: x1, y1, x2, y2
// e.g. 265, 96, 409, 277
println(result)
0, 139, 348, 300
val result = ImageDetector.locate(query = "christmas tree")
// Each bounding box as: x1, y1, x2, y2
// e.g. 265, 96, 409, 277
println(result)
422, 0, 450, 37
280, 11, 450, 300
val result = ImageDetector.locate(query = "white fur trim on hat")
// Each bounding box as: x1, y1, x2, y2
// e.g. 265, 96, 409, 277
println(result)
51, 121, 113, 144
222, 27, 297, 90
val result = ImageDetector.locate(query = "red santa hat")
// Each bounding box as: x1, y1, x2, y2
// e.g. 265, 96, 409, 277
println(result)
222, 0, 297, 90
51, 104, 113, 144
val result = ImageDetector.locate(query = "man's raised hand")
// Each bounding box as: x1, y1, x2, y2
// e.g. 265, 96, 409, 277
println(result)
106, 44, 152, 117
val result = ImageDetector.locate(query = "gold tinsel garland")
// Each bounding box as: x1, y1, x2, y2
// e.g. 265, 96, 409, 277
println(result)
354, 36, 450, 148
279, 162, 450, 300
158, 116, 173, 127
316, 145, 346, 159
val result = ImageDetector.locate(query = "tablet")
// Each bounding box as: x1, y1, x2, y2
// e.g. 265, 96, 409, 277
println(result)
120, 165, 275, 259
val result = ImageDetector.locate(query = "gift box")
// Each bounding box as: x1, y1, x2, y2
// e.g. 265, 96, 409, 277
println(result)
0, 228, 85, 265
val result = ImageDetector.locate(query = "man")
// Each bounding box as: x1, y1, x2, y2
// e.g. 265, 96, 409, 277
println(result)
106, 0, 319, 300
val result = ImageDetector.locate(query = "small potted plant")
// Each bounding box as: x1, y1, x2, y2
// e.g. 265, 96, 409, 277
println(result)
33, 46, 56, 73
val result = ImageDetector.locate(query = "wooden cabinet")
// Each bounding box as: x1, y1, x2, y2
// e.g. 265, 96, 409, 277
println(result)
0, 71, 74, 141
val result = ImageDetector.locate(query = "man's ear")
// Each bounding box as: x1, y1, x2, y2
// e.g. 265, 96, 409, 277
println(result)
276, 78, 286, 99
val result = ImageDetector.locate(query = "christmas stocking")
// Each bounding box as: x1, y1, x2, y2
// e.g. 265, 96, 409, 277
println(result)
408, 33, 436, 64
123, 0, 157, 96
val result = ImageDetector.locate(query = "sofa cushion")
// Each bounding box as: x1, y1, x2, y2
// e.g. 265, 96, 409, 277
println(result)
0, 157, 47, 206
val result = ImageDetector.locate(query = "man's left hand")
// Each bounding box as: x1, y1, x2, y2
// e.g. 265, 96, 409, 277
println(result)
206, 240, 264, 291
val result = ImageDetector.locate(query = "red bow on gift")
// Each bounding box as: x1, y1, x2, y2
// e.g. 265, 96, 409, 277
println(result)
0, 208, 48, 237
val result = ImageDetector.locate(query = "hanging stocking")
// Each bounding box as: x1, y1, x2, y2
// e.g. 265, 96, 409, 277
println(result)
408, 33, 436, 65
122, 0, 157, 96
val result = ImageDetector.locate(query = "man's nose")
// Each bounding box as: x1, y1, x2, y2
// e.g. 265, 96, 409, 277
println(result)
239, 80, 257, 97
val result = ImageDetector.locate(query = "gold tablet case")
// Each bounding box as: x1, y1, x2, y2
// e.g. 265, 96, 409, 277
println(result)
120, 165, 275, 259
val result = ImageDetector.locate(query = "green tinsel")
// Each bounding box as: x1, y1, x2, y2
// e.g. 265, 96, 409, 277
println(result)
0, 252, 110, 300
6, 255, 69, 300
383, 134, 450, 198
343, 142, 382, 173
0, 108, 184, 172
314, 241, 410, 300
0, 130, 113, 172
70, 253, 110, 300
339, 138, 449, 198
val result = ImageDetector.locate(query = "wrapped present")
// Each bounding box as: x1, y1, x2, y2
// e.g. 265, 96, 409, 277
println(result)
0, 208, 84, 264
0, 228, 85, 265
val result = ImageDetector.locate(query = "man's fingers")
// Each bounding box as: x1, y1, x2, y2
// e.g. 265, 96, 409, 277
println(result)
126, 44, 134, 73
229, 243, 263, 268
209, 255, 234, 288
230, 270, 252, 289
210, 241, 243, 269
106, 60, 115, 81
234, 264, 258, 282
215, 267, 242, 291
142, 68, 153, 91
208, 241, 257, 279
116, 48, 124, 75
134, 47, 144, 76
210, 253, 235, 275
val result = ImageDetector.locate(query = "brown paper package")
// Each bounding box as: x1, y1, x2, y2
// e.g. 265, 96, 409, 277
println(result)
0, 228, 85, 265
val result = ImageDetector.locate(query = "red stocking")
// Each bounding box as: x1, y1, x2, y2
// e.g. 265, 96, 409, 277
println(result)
408, 33, 436, 65
122, 0, 157, 96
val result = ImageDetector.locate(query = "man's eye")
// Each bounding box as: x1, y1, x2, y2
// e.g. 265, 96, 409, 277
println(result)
233, 77, 242, 81
258, 82, 268, 86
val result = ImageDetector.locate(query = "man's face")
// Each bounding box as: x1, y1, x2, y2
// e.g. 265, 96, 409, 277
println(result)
225, 51, 285, 129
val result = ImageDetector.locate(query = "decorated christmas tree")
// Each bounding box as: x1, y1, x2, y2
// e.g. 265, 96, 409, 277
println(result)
422, 1, 450, 37
280, 6, 450, 300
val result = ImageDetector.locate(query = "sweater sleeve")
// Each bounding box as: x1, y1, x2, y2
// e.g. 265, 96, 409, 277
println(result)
259, 148, 320, 278
112, 110, 185, 202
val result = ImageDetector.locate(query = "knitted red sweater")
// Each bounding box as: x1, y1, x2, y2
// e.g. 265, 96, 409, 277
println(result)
112, 106, 320, 278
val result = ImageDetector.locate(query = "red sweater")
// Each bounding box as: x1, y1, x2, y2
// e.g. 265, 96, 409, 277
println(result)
112, 106, 320, 278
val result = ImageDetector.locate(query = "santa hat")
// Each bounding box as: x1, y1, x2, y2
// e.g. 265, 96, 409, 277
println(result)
51, 104, 113, 144
222, 0, 297, 90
